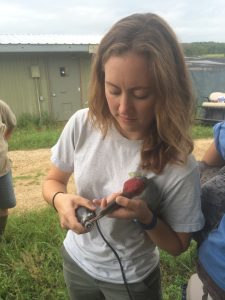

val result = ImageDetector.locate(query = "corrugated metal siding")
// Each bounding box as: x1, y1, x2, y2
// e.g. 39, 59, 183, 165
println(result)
190, 68, 225, 103
0, 53, 49, 116
0, 52, 92, 119
0, 35, 96, 120
79, 55, 92, 106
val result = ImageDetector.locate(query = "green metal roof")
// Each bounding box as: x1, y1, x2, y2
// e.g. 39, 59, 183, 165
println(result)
0, 34, 100, 53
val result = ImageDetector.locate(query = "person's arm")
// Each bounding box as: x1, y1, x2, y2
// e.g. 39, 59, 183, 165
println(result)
4, 127, 14, 140
136, 207, 191, 256
202, 141, 225, 167
42, 165, 96, 234
97, 195, 191, 256
0, 101, 17, 135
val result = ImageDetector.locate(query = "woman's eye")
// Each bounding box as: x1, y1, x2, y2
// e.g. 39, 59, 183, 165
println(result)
133, 93, 149, 99
132, 89, 151, 99
109, 89, 120, 95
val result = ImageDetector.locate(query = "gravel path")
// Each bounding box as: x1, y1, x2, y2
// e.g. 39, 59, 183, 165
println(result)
8, 138, 213, 214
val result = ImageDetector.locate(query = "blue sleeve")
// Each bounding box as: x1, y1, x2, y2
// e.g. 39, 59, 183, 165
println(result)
213, 122, 225, 160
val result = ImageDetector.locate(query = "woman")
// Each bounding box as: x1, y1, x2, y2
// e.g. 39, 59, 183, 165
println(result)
42, 13, 204, 300
0, 99, 17, 237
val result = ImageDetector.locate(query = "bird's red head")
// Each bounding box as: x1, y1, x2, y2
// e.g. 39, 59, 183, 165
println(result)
122, 176, 147, 198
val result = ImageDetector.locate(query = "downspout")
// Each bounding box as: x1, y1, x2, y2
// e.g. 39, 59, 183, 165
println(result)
34, 77, 42, 119
78, 56, 83, 108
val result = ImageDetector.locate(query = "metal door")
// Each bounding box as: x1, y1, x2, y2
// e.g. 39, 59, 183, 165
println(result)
48, 55, 81, 121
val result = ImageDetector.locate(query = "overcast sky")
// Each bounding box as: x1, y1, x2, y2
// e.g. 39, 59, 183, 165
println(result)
0, 0, 225, 43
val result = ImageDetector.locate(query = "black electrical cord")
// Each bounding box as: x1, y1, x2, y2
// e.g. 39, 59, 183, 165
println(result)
96, 221, 135, 300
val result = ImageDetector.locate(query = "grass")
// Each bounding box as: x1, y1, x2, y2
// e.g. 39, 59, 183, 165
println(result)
161, 243, 198, 299
1, 208, 197, 300
1, 116, 214, 299
8, 126, 64, 151
8, 112, 65, 151
191, 123, 213, 139
202, 53, 225, 58
0, 208, 68, 300
8, 120, 214, 151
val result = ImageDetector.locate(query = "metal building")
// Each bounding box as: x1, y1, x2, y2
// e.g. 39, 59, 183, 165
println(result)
187, 57, 225, 101
1, 37, 225, 122
187, 57, 225, 122
0, 34, 100, 121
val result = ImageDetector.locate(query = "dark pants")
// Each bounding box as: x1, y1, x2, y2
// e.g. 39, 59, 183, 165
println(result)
61, 245, 162, 300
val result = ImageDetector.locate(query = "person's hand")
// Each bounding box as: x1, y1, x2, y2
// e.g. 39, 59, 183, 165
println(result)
4, 128, 13, 140
54, 193, 96, 234
93, 193, 153, 224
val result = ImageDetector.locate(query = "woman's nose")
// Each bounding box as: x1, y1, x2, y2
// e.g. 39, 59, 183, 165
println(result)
119, 93, 132, 114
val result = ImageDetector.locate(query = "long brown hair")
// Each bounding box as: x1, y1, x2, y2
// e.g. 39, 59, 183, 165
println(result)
88, 13, 195, 173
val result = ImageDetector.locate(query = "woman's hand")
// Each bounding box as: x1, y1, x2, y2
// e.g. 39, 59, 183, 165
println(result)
94, 193, 191, 255
93, 193, 153, 224
42, 165, 96, 234
53, 192, 96, 234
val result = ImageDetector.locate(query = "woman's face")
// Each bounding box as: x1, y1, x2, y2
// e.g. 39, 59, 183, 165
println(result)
104, 52, 155, 140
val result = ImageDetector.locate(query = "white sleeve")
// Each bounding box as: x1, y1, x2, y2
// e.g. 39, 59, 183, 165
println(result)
51, 109, 88, 173
159, 165, 205, 233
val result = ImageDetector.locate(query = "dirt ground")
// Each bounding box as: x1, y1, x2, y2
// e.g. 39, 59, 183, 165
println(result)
8, 138, 213, 215
8, 148, 75, 215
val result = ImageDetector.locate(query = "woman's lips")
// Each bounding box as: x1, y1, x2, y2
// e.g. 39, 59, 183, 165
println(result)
119, 115, 136, 122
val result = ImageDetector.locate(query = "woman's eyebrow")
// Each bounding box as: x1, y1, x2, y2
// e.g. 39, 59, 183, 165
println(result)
105, 81, 118, 88
131, 87, 150, 91
105, 81, 150, 90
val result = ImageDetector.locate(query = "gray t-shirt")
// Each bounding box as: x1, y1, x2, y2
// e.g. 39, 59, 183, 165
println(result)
51, 108, 204, 283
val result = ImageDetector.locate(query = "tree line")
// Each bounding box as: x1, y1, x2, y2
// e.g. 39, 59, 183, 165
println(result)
182, 42, 225, 57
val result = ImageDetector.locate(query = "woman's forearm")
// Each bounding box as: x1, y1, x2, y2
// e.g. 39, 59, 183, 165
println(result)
42, 179, 67, 207
42, 165, 71, 208
145, 217, 191, 256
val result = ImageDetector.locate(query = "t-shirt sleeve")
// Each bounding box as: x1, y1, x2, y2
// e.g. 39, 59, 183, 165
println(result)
213, 121, 225, 160
159, 165, 204, 233
51, 110, 88, 173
